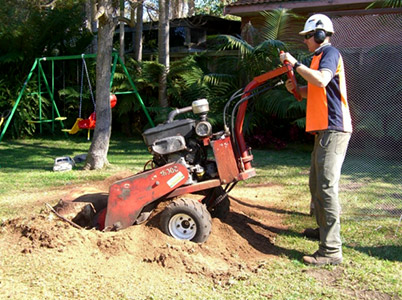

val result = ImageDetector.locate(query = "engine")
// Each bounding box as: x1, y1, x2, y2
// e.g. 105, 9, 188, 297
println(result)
142, 99, 218, 185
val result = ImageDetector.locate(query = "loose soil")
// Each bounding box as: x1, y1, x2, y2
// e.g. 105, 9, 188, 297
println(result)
0, 172, 288, 289
0, 172, 395, 300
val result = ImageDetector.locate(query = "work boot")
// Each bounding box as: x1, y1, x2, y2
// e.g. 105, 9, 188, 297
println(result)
303, 251, 342, 266
302, 227, 320, 240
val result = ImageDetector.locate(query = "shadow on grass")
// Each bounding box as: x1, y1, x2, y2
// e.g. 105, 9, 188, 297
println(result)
0, 137, 149, 171
229, 195, 310, 217
0, 139, 90, 171
146, 206, 306, 261
222, 210, 305, 261
349, 245, 402, 262
221, 196, 308, 260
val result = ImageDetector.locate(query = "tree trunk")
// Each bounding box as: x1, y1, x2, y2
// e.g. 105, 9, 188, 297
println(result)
84, 0, 98, 53
171, 0, 178, 19
158, 0, 169, 108
119, 0, 125, 63
172, 0, 187, 19
84, 0, 116, 170
134, 1, 143, 62
188, 0, 195, 17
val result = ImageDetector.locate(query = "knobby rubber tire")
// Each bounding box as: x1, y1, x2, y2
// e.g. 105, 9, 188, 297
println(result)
160, 198, 212, 243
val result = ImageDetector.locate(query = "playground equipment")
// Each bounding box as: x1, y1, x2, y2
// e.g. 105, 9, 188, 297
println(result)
0, 53, 154, 143
0, 110, 11, 128
62, 56, 118, 140
64, 94, 118, 140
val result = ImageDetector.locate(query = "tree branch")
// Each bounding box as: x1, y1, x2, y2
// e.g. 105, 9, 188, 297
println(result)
117, 16, 135, 27
94, 5, 106, 21
40, 0, 58, 8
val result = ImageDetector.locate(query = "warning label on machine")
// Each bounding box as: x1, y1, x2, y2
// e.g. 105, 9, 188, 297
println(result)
167, 171, 185, 188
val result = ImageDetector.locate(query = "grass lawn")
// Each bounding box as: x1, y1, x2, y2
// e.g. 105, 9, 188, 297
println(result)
0, 135, 401, 300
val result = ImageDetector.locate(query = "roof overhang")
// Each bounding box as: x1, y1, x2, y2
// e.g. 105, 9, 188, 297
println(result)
224, 0, 386, 17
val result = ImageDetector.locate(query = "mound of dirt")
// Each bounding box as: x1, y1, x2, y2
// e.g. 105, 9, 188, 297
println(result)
0, 172, 289, 283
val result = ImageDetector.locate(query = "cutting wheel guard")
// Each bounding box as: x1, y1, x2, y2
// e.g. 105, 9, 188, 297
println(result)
104, 162, 190, 231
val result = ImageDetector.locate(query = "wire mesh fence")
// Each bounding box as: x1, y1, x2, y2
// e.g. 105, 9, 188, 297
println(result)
331, 13, 402, 218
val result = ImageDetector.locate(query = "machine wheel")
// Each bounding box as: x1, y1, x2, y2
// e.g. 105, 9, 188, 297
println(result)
160, 198, 212, 243
204, 186, 230, 219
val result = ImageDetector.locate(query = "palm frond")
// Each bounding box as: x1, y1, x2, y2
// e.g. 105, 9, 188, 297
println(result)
254, 39, 285, 52
366, 0, 402, 8
202, 73, 236, 87
287, 98, 306, 118
258, 89, 295, 118
58, 87, 79, 99
292, 117, 306, 129
260, 8, 305, 47
212, 34, 254, 57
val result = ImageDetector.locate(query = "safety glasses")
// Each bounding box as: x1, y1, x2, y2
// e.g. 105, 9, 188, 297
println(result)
304, 32, 314, 40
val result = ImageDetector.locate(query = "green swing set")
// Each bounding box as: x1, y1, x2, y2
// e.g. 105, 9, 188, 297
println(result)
0, 52, 154, 143
62, 55, 118, 140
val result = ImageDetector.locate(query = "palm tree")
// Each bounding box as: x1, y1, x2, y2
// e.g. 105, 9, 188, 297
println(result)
367, 0, 401, 8
204, 9, 308, 142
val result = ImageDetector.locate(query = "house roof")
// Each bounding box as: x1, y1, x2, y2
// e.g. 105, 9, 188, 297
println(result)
227, 0, 304, 6
224, 0, 382, 17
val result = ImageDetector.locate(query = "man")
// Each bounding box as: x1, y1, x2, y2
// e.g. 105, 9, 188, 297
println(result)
280, 14, 352, 266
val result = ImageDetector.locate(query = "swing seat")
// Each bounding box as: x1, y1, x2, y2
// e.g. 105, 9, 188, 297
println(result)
55, 116, 67, 121
0, 109, 11, 127
110, 94, 117, 108
63, 94, 116, 139
76, 95, 116, 130
78, 112, 96, 129
62, 118, 83, 134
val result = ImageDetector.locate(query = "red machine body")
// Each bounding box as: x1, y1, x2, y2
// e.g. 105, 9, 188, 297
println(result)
104, 162, 189, 230
101, 64, 300, 240
103, 135, 249, 231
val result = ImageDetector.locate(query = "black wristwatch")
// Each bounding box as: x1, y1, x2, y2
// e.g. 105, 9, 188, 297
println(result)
293, 61, 302, 70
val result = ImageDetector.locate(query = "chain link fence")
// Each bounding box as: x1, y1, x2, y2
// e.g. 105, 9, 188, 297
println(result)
331, 13, 402, 218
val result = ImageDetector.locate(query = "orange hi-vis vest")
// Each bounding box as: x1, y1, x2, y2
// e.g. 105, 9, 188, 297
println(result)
307, 44, 352, 133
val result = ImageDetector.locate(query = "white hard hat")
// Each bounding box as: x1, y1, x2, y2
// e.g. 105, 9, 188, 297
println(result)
299, 14, 334, 35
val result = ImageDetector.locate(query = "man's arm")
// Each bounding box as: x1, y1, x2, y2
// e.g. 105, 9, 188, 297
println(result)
294, 63, 332, 88
280, 52, 332, 87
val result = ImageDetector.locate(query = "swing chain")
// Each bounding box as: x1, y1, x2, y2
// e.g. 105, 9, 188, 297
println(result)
80, 54, 96, 119
79, 57, 84, 118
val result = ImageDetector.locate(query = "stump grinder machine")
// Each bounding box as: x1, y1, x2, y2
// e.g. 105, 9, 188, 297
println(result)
95, 60, 301, 243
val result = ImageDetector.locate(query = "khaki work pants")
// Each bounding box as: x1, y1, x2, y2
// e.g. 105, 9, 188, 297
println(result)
309, 130, 351, 258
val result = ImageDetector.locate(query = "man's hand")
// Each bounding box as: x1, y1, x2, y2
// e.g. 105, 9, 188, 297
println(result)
285, 79, 307, 99
285, 79, 295, 93
280, 52, 297, 66
282, 51, 332, 89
